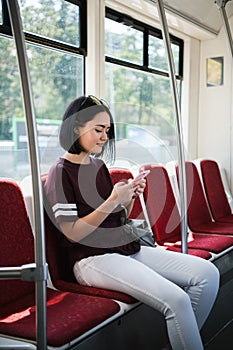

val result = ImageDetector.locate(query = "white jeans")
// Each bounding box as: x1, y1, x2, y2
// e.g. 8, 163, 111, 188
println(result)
73, 246, 219, 350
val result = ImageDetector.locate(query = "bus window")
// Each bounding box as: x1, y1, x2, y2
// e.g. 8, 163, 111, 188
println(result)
0, 0, 86, 181
18, 0, 80, 47
105, 8, 183, 167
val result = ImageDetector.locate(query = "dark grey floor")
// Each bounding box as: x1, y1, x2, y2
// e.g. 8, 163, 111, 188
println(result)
204, 320, 233, 350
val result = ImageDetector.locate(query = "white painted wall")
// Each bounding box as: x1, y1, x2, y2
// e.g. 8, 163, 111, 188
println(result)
181, 37, 200, 160
198, 16, 233, 190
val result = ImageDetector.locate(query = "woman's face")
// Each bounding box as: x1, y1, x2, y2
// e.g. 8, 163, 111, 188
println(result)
77, 111, 111, 154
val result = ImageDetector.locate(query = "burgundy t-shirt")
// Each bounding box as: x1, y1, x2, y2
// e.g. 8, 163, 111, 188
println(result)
44, 157, 140, 271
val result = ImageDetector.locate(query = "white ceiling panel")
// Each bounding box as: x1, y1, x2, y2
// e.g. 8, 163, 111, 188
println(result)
151, 0, 233, 34
108, 0, 233, 39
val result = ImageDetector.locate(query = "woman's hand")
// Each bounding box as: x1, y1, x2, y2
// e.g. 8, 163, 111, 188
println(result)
109, 181, 136, 206
130, 178, 146, 198
61, 181, 135, 242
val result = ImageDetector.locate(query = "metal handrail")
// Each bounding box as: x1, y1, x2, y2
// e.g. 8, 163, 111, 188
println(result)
148, 0, 188, 253
215, 0, 233, 56
215, 0, 233, 202
6, 1, 47, 349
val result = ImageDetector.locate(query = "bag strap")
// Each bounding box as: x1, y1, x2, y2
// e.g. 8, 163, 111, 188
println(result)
138, 194, 153, 233
120, 205, 128, 225
121, 195, 152, 233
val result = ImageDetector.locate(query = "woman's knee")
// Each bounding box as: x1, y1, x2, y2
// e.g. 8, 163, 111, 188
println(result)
198, 260, 220, 288
163, 288, 191, 320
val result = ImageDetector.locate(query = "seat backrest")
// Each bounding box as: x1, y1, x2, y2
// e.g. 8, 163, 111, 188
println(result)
184, 162, 213, 229
140, 165, 182, 245
41, 175, 75, 284
109, 168, 145, 220
0, 180, 35, 312
200, 159, 232, 220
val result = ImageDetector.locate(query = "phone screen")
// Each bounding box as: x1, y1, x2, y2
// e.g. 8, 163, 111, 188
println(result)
134, 170, 150, 181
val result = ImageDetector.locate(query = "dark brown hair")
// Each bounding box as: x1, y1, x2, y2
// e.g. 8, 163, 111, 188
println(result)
59, 96, 115, 164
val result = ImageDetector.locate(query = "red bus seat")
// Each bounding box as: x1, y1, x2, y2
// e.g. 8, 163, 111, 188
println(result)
200, 159, 233, 223
109, 168, 145, 220
110, 168, 211, 259
0, 180, 121, 348
184, 162, 233, 235
140, 164, 233, 255
109, 168, 211, 258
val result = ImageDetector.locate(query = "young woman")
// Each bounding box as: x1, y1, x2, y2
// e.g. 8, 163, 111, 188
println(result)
44, 95, 219, 350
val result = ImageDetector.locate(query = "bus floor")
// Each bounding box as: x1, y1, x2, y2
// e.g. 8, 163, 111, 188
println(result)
202, 250, 233, 350
204, 319, 233, 349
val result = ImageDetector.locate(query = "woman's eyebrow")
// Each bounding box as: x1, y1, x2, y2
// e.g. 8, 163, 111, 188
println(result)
95, 124, 110, 128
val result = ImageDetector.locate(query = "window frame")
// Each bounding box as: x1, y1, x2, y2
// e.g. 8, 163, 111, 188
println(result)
0, 0, 87, 181
0, 0, 87, 56
105, 7, 184, 80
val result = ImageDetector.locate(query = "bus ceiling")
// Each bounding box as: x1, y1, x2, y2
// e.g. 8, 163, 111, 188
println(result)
144, 0, 233, 37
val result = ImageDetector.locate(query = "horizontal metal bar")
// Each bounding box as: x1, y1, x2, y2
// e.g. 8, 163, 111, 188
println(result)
0, 263, 48, 281
0, 267, 22, 279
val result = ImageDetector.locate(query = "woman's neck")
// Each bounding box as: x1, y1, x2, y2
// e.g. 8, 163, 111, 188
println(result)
64, 152, 90, 164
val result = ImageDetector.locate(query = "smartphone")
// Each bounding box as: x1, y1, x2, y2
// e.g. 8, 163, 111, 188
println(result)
133, 170, 150, 181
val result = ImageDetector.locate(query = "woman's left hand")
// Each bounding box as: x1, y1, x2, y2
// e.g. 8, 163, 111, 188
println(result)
130, 178, 146, 198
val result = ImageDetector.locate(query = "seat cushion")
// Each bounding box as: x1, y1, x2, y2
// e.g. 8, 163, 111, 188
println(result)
167, 233, 233, 254
165, 246, 211, 259
0, 288, 120, 347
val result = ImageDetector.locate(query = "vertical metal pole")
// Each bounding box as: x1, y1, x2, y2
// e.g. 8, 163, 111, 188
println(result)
215, 1, 233, 57
215, 0, 233, 200
6, 1, 47, 349
156, 0, 188, 253
221, 6, 233, 56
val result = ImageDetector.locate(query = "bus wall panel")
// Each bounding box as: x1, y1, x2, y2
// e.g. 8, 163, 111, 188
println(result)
198, 16, 233, 193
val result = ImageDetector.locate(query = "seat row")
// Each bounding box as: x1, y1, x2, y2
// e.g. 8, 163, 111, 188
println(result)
0, 179, 128, 349
0, 173, 157, 349
110, 158, 233, 259
1, 158, 233, 349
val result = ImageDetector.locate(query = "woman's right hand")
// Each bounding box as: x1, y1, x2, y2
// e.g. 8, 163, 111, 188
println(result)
109, 181, 135, 206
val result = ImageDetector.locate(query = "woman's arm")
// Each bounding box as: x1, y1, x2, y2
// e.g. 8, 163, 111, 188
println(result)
60, 181, 137, 242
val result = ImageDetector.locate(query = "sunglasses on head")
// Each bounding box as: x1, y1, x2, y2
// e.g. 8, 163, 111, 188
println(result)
80, 95, 109, 109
